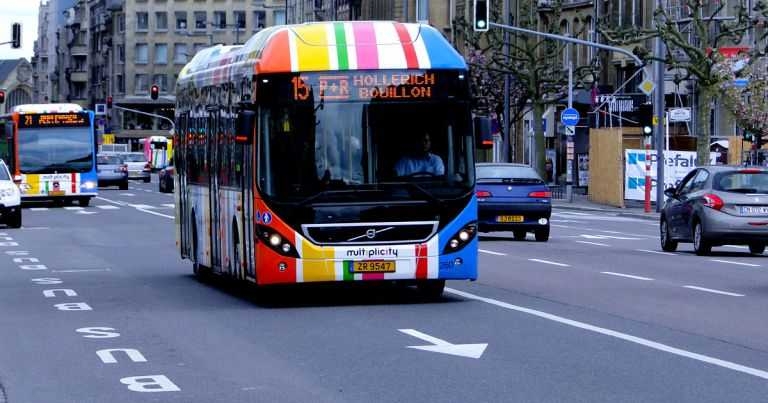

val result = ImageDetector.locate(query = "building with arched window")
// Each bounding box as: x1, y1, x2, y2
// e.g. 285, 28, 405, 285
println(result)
0, 59, 34, 115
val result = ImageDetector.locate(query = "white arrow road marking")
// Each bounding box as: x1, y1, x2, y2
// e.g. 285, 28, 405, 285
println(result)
29, 207, 49, 211
75, 210, 98, 215
128, 204, 156, 209
63, 206, 83, 210
398, 329, 487, 359
683, 285, 745, 297
96, 205, 120, 210
446, 288, 768, 381
120, 193, 135, 196
162, 203, 175, 208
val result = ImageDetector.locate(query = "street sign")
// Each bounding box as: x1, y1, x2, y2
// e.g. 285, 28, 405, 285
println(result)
638, 79, 655, 96
668, 108, 691, 122
565, 125, 575, 137
95, 103, 107, 115
561, 108, 580, 126
733, 78, 749, 88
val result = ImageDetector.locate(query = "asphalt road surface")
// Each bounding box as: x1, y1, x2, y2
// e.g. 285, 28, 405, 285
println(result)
1, 180, 767, 403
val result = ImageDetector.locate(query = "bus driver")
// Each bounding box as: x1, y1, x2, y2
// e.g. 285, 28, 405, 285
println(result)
394, 131, 445, 177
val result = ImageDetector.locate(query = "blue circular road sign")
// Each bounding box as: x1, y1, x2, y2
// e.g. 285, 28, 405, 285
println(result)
561, 108, 580, 126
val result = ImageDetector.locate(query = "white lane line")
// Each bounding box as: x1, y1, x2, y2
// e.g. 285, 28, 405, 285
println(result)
29, 207, 49, 211
528, 258, 570, 267
445, 287, 768, 381
128, 204, 156, 209
551, 224, 573, 229
600, 271, 654, 281
136, 207, 174, 220
479, 249, 507, 256
120, 193, 135, 197
723, 245, 749, 250
75, 210, 98, 215
710, 259, 760, 267
21, 226, 50, 230
52, 269, 111, 273
575, 240, 610, 247
162, 203, 175, 208
96, 196, 127, 206
63, 206, 84, 210
555, 211, 592, 216
96, 205, 120, 210
683, 285, 745, 297
636, 249, 677, 256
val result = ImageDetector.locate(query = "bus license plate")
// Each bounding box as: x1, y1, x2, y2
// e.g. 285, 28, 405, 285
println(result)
741, 206, 768, 215
352, 261, 396, 273
496, 215, 524, 223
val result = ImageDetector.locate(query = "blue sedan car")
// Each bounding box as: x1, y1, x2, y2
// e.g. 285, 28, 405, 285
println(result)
476, 163, 552, 241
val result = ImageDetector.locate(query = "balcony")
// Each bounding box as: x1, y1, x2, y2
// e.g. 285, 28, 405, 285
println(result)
70, 70, 88, 83
71, 44, 88, 56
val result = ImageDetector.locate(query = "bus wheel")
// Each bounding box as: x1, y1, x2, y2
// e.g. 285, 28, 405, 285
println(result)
79, 197, 90, 207
192, 220, 211, 280
8, 210, 22, 228
417, 280, 445, 300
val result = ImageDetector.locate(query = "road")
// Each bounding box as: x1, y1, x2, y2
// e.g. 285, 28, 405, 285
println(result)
1, 181, 767, 402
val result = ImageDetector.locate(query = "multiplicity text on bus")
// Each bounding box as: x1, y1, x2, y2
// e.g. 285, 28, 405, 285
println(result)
174, 21, 478, 297
0, 103, 98, 206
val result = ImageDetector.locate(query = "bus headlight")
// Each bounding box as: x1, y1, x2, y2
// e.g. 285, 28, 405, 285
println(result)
443, 222, 477, 254
81, 181, 97, 190
258, 225, 299, 258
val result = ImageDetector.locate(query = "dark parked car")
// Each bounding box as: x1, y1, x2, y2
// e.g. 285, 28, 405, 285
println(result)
660, 166, 768, 255
476, 163, 552, 241
97, 154, 129, 190
158, 165, 174, 193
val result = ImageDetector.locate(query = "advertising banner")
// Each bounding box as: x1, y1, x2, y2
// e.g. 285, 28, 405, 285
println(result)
624, 149, 717, 202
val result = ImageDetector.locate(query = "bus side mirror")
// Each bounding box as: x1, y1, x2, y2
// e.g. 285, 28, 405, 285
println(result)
235, 110, 256, 144
474, 117, 493, 150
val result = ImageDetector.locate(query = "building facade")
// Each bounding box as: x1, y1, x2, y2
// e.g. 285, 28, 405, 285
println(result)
0, 59, 34, 114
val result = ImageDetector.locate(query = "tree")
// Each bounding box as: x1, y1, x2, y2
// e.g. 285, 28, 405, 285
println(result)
716, 56, 768, 147
601, 0, 764, 165
454, 1, 597, 175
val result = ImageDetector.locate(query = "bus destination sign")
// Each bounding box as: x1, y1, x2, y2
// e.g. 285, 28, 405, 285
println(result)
19, 113, 89, 128
292, 72, 438, 102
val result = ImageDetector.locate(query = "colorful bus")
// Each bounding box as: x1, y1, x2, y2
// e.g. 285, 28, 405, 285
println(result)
174, 21, 478, 296
0, 104, 98, 206
140, 135, 173, 170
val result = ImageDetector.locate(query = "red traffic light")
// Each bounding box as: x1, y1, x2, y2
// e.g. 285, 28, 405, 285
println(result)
150, 85, 159, 100
106, 96, 113, 108
0, 90, 5, 104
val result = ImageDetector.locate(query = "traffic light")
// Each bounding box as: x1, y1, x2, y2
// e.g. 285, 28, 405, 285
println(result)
473, 0, 490, 32
0, 90, 4, 104
106, 96, 113, 108
637, 103, 653, 137
11, 23, 21, 49
150, 85, 159, 100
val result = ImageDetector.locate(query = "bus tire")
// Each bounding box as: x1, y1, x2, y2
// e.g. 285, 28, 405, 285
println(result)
79, 197, 90, 207
8, 210, 21, 228
191, 217, 210, 280
232, 221, 241, 279
417, 280, 445, 300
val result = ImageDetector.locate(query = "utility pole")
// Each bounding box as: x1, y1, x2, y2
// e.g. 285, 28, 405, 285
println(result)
501, 0, 510, 163
654, 0, 666, 212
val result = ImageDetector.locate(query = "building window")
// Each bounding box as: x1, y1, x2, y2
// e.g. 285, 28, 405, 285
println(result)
152, 74, 168, 93
155, 43, 168, 64
156, 12, 168, 31
234, 11, 246, 30
175, 11, 187, 31
118, 13, 125, 32
135, 74, 148, 93
116, 74, 125, 93
135, 43, 149, 64
117, 44, 125, 63
416, 0, 429, 22
136, 12, 149, 31
174, 43, 188, 64
195, 11, 207, 30
253, 10, 265, 30
213, 11, 226, 29
273, 10, 285, 25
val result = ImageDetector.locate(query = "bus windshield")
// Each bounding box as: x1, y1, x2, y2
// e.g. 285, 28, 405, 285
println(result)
259, 100, 473, 202
18, 126, 94, 173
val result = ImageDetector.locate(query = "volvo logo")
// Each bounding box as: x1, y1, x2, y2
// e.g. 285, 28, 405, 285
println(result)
346, 226, 395, 242
366, 229, 377, 239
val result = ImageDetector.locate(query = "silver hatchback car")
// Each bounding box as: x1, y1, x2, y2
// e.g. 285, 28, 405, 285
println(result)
660, 166, 768, 255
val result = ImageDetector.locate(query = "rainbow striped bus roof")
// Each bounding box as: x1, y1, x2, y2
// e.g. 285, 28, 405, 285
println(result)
176, 21, 467, 90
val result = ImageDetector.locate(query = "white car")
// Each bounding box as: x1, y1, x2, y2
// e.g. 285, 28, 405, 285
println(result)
0, 160, 21, 228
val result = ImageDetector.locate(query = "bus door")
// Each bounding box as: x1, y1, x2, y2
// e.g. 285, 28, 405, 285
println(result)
240, 109, 256, 280
208, 108, 222, 271
177, 113, 190, 258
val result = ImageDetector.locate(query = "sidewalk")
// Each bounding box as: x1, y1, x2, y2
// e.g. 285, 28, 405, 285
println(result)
552, 194, 661, 221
